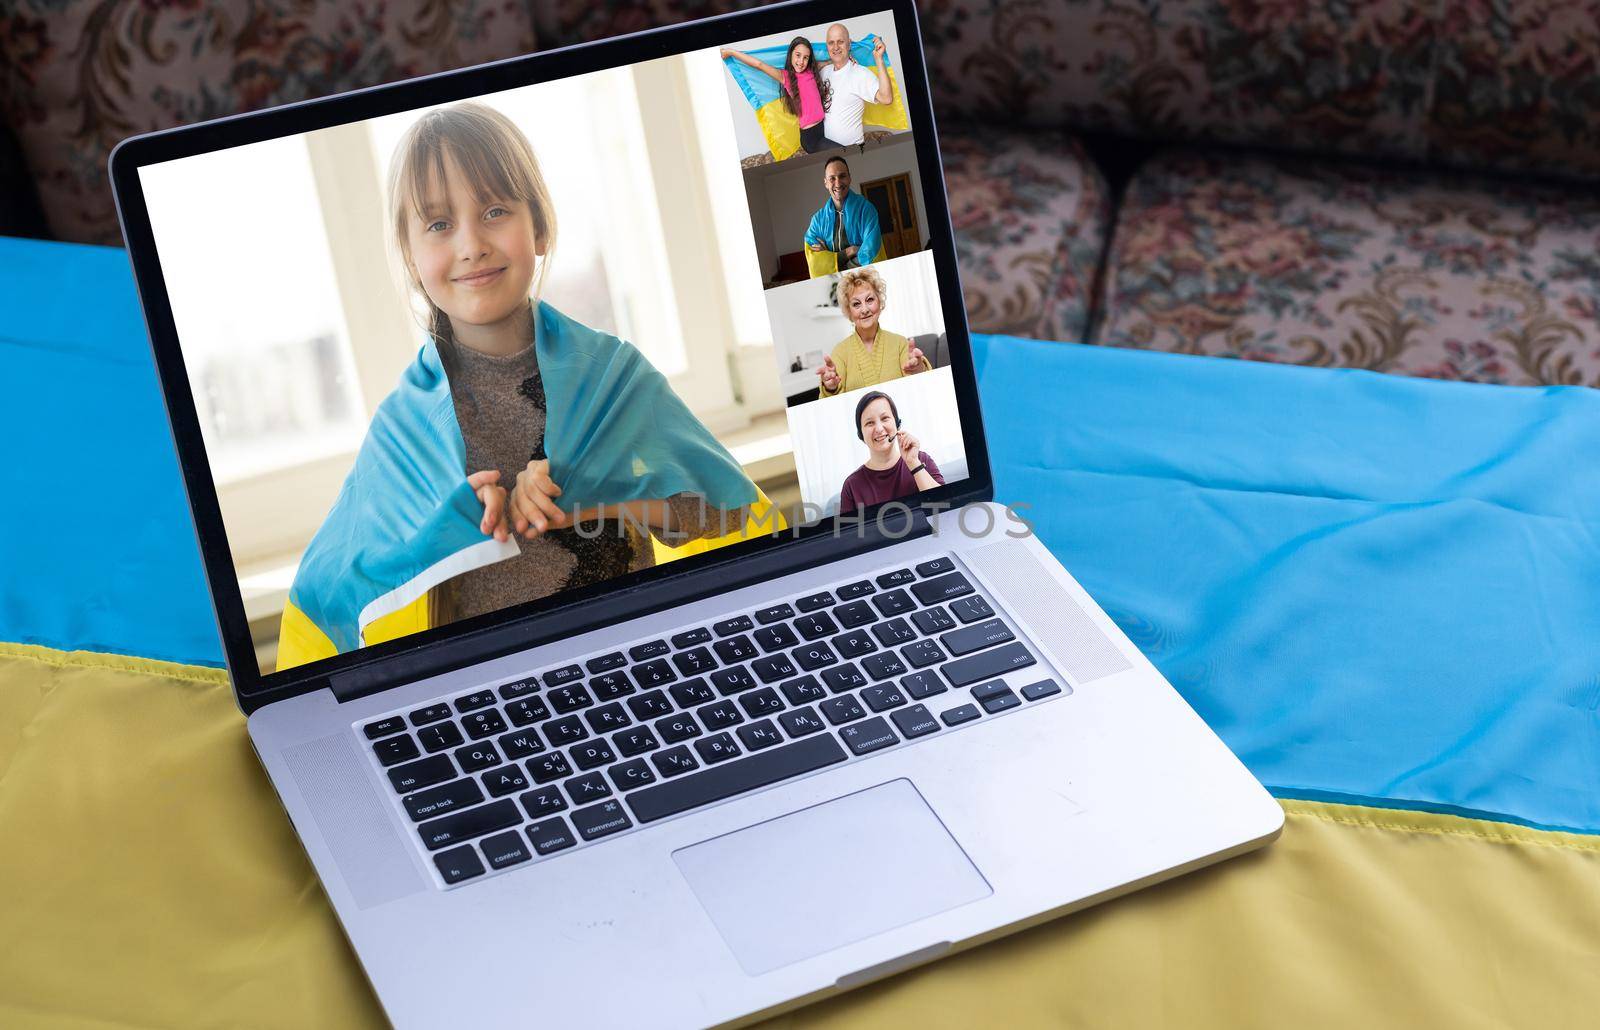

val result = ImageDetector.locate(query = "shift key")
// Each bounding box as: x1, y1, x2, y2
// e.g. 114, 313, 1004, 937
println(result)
941, 641, 1036, 688
417, 798, 519, 851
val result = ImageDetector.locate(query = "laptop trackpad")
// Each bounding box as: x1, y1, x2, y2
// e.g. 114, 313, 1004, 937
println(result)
672, 779, 992, 976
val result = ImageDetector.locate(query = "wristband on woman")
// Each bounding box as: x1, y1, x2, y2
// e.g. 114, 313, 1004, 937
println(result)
908, 464, 926, 477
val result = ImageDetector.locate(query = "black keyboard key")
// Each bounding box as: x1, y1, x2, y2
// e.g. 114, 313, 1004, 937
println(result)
609, 757, 658, 791
463, 709, 508, 739
586, 651, 627, 674
751, 654, 798, 684
941, 703, 981, 726
820, 695, 867, 725
434, 845, 485, 884
520, 785, 568, 818
755, 603, 796, 625
506, 696, 552, 726
753, 624, 799, 653
670, 678, 716, 708
832, 628, 877, 659
911, 571, 975, 607
1022, 679, 1064, 701
628, 735, 848, 823
585, 702, 631, 735
713, 635, 760, 665
418, 722, 465, 753
737, 719, 785, 751
497, 678, 539, 700
403, 777, 484, 822
821, 663, 868, 694
739, 687, 785, 719
834, 600, 877, 629
418, 798, 519, 851
943, 642, 1036, 688
915, 557, 956, 577
711, 667, 759, 696
372, 735, 420, 766
544, 715, 588, 746
839, 716, 899, 756
794, 612, 840, 640
778, 706, 827, 737
498, 729, 545, 760
483, 763, 530, 797
455, 742, 502, 773
871, 589, 915, 617
626, 689, 674, 721
548, 685, 593, 714
712, 615, 754, 637
480, 830, 533, 870
543, 664, 584, 688
364, 717, 406, 739
861, 683, 908, 712
565, 770, 613, 804
872, 618, 916, 647
911, 606, 956, 635
671, 627, 712, 648
656, 713, 702, 743
613, 726, 659, 757
651, 745, 700, 778
409, 703, 452, 726
631, 659, 677, 689
455, 690, 496, 713
836, 580, 875, 600
780, 675, 827, 706
629, 639, 670, 661
796, 591, 835, 612
571, 740, 618, 770
699, 699, 744, 730
901, 671, 947, 701
861, 652, 908, 681
590, 671, 634, 701
528, 751, 573, 783
901, 639, 946, 669
694, 733, 741, 765
891, 704, 941, 739
525, 817, 577, 855
793, 642, 838, 671
949, 595, 995, 624
571, 799, 632, 841
388, 755, 455, 793
672, 647, 718, 677
971, 679, 1022, 713
942, 618, 1016, 657
876, 568, 915, 588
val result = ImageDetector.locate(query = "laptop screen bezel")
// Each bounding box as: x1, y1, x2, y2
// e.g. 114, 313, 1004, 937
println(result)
109, 0, 994, 713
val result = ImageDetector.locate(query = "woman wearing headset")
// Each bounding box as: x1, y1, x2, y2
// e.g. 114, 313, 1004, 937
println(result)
838, 389, 943, 513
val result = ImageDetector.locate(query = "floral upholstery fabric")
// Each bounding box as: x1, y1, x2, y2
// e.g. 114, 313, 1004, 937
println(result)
0, 0, 538, 245
940, 125, 1111, 342
1100, 152, 1600, 386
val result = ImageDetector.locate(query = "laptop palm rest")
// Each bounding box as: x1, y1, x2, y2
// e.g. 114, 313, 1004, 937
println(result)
672, 779, 992, 976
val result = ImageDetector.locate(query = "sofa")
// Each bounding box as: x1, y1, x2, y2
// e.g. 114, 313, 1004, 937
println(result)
4, 0, 1598, 386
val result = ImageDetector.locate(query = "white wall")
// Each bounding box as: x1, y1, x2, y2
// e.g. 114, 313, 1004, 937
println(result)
718, 14, 906, 161
787, 366, 968, 518
746, 134, 929, 282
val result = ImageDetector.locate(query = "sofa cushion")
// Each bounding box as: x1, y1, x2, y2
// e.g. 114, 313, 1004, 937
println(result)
1099, 151, 1600, 385
941, 124, 1112, 342
0, 0, 539, 245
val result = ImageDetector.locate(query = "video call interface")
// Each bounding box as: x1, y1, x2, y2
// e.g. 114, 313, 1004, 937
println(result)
139, 10, 971, 676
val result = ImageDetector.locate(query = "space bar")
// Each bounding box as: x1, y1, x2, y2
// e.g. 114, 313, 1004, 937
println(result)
625, 735, 849, 824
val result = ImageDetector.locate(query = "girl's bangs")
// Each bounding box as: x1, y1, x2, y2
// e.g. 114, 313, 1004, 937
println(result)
399, 112, 535, 220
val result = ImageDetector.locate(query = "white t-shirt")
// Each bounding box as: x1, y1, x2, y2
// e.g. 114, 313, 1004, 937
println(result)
820, 60, 883, 146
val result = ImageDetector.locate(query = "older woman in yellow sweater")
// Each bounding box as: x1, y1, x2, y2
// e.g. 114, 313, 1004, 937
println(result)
815, 266, 931, 397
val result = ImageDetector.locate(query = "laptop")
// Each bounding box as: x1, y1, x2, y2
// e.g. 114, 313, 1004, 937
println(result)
109, 0, 1282, 1024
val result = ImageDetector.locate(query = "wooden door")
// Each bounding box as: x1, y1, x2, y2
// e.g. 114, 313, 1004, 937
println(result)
860, 173, 920, 259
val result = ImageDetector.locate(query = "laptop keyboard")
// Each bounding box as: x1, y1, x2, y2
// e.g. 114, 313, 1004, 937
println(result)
357, 554, 1072, 887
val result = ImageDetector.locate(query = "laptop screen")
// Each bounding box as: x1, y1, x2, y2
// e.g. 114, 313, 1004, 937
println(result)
135, 7, 972, 680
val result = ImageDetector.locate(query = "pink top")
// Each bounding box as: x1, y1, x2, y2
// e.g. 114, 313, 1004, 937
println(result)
793, 73, 824, 127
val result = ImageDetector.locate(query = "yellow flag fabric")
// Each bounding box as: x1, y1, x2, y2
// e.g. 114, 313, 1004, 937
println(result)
3, 643, 1598, 1028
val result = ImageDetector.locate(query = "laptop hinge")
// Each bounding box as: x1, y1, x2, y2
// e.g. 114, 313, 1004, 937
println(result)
328, 507, 933, 704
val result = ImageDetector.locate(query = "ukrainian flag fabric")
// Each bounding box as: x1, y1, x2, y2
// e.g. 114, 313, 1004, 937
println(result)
722, 35, 911, 161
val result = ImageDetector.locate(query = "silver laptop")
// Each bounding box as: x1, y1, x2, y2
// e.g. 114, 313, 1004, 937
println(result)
110, 0, 1281, 1024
